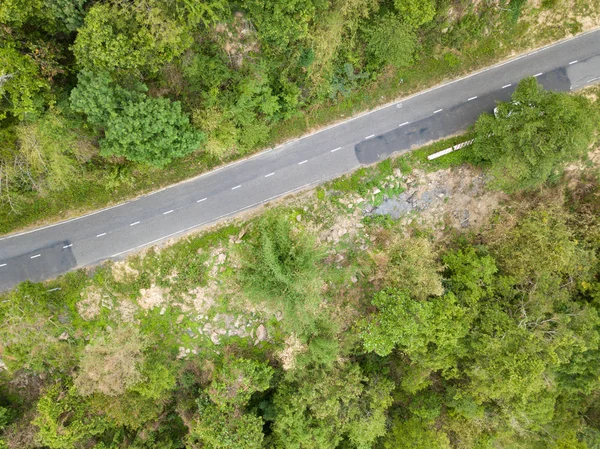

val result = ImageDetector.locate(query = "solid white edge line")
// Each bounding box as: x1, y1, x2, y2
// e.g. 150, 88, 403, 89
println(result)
331, 147, 341, 152
298, 160, 308, 165
399, 121, 409, 127
130, 221, 140, 226
569, 60, 578, 64
110, 181, 318, 258
163, 210, 174, 215
0, 263, 6, 267
30, 254, 41, 259
502, 84, 512, 88
197, 198, 207, 203
468, 96, 478, 101
96, 233, 106, 237
265, 173, 275, 177
3, 28, 599, 242
365, 134, 375, 139
534, 72, 543, 77
433, 109, 443, 113
231, 185, 241, 190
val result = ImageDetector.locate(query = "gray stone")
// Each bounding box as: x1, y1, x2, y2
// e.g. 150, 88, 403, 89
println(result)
256, 324, 267, 342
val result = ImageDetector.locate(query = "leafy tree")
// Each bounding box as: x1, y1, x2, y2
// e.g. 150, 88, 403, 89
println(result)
366, 14, 417, 68
188, 397, 265, 449
33, 384, 106, 449
208, 357, 273, 409
271, 363, 394, 449
394, 0, 436, 28
0, 46, 50, 121
383, 417, 450, 449
469, 77, 598, 192
70, 71, 204, 167
238, 213, 326, 337
73, 2, 191, 75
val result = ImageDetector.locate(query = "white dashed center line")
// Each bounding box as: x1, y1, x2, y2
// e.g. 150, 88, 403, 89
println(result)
63, 244, 73, 248
365, 134, 375, 139
569, 60, 578, 65
265, 172, 275, 177
197, 198, 207, 203
331, 147, 341, 152
163, 210, 174, 215
502, 84, 512, 89
468, 96, 478, 101
399, 121, 409, 127
433, 109, 443, 114
130, 221, 140, 226
298, 160, 308, 165
534, 72, 543, 77
232, 185, 241, 190
0, 263, 6, 267
96, 233, 106, 238
30, 254, 41, 259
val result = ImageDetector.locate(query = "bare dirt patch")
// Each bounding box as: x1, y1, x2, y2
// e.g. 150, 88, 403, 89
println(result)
77, 286, 104, 320
137, 284, 168, 311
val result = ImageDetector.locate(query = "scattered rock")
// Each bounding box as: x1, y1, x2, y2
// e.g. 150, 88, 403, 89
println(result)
350, 275, 358, 284
160, 307, 166, 315
372, 187, 381, 195
275, 310, 283, 321
176, 314, 184, 324
393, 168, 402, 178
217, 253, 227, 264
210, 332, 220, 345
256, 324, 267, 342
58, 331, 69, 341
296, 214, 302, 222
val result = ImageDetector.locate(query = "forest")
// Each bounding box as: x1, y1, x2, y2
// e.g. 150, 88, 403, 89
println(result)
1, 75, 600, 447
3, 0, 600, 448
1, 0, 596, 232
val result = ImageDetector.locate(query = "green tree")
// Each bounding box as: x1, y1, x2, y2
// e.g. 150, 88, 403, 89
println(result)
469, 77, 598, 192
0, 46, 50, 121
366, 14, 417, 68
208, 357, 273, 408
394, 0, 436, 28
73, 2, 191, 75
271, 363, 394, 449
70, 71, 203, 167
33, 384, 106, 449
383, 417, 450, 449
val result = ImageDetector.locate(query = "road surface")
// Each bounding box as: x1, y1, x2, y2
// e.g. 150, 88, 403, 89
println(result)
2, 29, 600, 291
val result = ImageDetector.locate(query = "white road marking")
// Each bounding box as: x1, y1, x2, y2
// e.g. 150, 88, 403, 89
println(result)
468, 96, 478, 101
365, 134, 375, 139
265, 172, 275, 177
433, 109, 443, 114
502, 84, 512, 88
110, 181, 319, 258
163, 210, 174, 215
534, 72, 543, 77
63, 244, 73, 248
399, 121, 410, 127
298, 160, 308, 165
96, 233, 106, 237
130, 221, 140, 226
30, 254, 41, 259
0, 263, 6, 267
231, 185, 241, 190
331, 147, 341, 152
569, 60, 578, 65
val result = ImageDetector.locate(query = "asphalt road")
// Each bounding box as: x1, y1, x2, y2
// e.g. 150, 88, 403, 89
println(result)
2, 29, 600, 292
